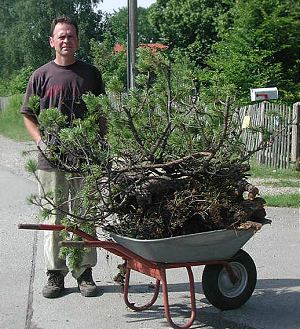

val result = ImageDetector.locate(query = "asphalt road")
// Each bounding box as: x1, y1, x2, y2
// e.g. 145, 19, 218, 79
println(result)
0, 165, 299, 329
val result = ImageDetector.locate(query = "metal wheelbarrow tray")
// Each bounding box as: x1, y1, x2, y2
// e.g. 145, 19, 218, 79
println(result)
19, 220, 270, 329
109, 223, 258, 263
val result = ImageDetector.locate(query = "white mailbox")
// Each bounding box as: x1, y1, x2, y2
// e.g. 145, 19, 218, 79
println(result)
250, 87, 278, 101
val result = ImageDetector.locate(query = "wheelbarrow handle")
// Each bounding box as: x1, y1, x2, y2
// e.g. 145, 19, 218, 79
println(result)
18, 223, 54, 230
59, 241, 86, 248
18, 223, 96, 241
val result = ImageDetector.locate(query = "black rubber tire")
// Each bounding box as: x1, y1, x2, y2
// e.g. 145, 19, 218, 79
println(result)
202, 249, 257, 310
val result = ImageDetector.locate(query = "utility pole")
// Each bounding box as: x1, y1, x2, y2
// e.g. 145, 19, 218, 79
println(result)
127, 0, 137, 89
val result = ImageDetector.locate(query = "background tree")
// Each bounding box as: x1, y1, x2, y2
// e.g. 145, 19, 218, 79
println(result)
104, 7, 160, 45
0, 0, 21, 78
149, 0, 235, 67
91, 38, 127, 92
202, 0, 300, 102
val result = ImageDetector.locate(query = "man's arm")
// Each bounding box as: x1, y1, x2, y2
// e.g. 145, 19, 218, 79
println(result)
23, 114, 41, 144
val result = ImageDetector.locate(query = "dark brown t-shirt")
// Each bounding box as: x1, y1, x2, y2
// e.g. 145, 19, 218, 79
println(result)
20, 60, 105, 169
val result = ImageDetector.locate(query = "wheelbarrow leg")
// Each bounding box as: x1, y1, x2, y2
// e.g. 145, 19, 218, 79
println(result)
123, 266, 160, 311
160, 266, 196, 329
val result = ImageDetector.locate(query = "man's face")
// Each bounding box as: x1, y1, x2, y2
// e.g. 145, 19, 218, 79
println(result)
49, 23, 79, 59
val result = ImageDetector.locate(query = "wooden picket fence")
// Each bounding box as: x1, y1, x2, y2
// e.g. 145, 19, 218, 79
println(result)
0, 96, 11, 112
239, 101, 300, 169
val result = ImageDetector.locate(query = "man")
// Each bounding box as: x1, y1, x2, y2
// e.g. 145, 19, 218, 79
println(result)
20, 16, 105, 298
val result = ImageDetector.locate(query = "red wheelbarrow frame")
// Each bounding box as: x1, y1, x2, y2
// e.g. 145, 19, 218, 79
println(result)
19, 223, 238, 329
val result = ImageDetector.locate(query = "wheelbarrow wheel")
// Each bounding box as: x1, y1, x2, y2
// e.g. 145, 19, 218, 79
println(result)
202, 249, 257, 310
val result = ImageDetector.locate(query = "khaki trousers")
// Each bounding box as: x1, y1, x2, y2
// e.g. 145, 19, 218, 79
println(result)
38, 169, 97, 279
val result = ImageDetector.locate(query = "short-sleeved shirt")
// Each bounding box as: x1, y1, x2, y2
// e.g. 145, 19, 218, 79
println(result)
20, 60, 105, 169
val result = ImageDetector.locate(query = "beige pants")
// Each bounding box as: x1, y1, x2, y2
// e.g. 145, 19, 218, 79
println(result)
38, 169, 97, 279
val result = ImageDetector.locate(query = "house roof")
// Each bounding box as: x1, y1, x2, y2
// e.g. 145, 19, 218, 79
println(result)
113, 43, 168, 53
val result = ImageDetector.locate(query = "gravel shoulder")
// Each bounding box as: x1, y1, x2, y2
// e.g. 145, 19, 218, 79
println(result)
250, 179, 299, 196
0, 134, 298, 195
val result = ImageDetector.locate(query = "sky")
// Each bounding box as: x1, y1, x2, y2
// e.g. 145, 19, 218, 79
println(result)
98, 0, 156, 13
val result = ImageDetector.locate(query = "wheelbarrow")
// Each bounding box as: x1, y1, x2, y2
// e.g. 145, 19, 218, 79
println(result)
18, 220, 270, 329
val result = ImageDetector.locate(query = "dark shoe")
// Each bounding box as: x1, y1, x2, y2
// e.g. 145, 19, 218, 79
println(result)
42, 270, 64, 298
77, 268, 97, 297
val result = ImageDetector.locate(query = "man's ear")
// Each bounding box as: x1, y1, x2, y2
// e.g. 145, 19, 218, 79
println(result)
49, 36, 54, 48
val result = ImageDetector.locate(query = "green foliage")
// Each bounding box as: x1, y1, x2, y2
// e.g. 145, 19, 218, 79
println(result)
104, 7, 160, 45
103, 49, 214, 161
8, 67, 34, 95
38, 108, 68, 132
204, 0, 300, 102
59, 241, 86, 271
28, 95, 41, 116
90, 38, 127, 90
25, 158, 38, 174
2, 0, 298, 106
0, 78, 10, 97
59, 220, 95, 270
36, 93, 109, 174
149, 0, 235, 66
40, 208, 53, 220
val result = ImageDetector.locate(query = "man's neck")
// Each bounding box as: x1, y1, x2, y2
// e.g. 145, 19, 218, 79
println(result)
54, 55, 76, 66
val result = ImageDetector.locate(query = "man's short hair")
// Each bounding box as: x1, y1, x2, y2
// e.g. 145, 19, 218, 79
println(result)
50, 16, 79, 37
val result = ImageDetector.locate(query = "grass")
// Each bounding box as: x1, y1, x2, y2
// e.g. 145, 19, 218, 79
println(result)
264, 193, 299, 208
249, 160, 300, 180
0, 94, 31, 141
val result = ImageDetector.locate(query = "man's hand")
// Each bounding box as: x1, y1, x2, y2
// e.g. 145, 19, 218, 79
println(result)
36, 139, 47, 152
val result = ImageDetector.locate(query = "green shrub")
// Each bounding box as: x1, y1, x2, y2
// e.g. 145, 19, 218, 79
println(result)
9, 66, 34, 95
0, 66, 33, 96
